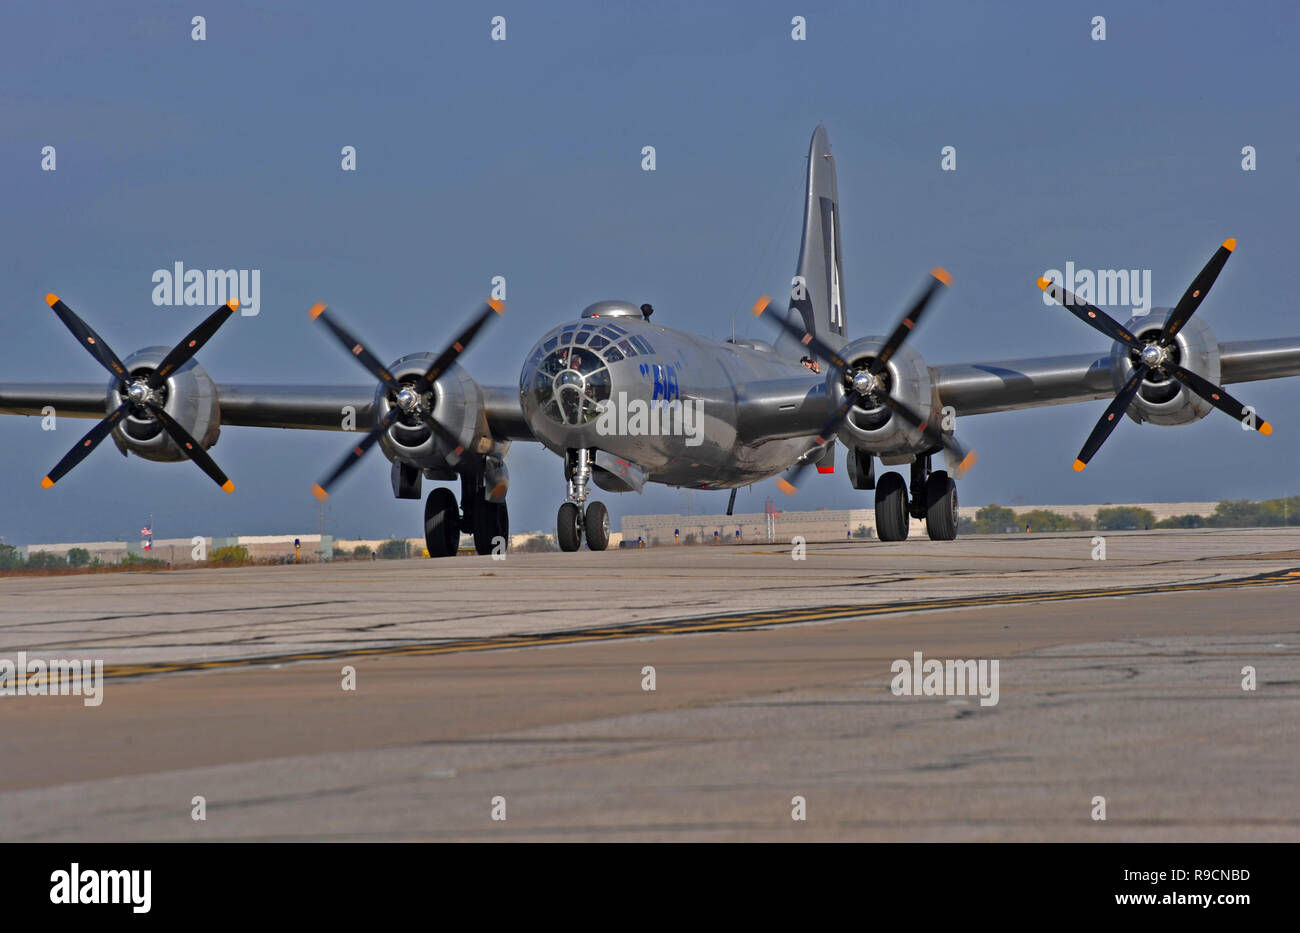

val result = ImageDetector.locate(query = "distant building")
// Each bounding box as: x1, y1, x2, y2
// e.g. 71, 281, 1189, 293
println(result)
619, 502, 1222, 545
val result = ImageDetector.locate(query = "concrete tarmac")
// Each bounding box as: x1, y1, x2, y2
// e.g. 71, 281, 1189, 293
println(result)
0, 528, 1297, 840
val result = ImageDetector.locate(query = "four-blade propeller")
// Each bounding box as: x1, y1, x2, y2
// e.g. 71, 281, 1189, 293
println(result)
754, 267, 977, 495
39, 294, 237, 492
1039, 238, 1272, 471
308, 299, 503, 500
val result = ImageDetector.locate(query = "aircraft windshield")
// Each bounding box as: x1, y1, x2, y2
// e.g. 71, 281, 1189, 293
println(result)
526, 345, 613, 425
522, 323, 653, 426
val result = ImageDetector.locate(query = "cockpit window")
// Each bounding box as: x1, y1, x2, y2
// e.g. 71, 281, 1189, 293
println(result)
521, 320, 645, 426
572, 348, 603, 374
526, 345, 612, 425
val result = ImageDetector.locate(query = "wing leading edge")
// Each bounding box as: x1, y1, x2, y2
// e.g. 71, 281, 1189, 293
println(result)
0, 382, 536, 440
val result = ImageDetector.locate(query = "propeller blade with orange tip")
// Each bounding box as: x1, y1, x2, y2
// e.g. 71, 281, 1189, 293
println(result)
40, 400, 131, 489
1160, 238, 1235, 346
309, 302, 402, 393
147, 402, 236, 492
1037, 277, 1142, 350
874, 392, 977, 477
1072, 363, 1148, 471
775, 390, 865, 494
44, 294, 131, 386
311, 408, 401, 500
869, 267, 951, 375
148, 300, 238, 387
412, 300, 504, 394
751, 294, 850, 372
1168, 362, 1273, 435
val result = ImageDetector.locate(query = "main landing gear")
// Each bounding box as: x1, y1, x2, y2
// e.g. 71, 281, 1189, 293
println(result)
873, 453, 958, 542
422, 470, 510, 558
557, 449, 611, 552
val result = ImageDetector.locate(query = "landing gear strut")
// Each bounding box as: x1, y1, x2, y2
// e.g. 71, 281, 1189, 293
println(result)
557, 448, 610, 551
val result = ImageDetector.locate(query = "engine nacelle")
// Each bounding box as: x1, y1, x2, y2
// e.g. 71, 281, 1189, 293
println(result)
830, 336, 935, 461
374, 355, 492, 471
1111, 309, 1219, 426
109, 347, 220, 462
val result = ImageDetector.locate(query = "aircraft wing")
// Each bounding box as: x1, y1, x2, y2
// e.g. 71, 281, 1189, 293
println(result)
932, 337, 1300, 416
0, 382, 537, 440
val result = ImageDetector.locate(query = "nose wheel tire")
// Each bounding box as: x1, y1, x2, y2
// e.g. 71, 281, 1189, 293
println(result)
584, 501, 610, 551
557, 502, 583, 552
874, 471, 910, 542
424, 487, 460, 558
924, 470, 958, 541
473, 500, 509, 555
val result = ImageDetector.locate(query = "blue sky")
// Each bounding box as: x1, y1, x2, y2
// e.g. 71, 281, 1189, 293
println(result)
1, 0, 1297, 544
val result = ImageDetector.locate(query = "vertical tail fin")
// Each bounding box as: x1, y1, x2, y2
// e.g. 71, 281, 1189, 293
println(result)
778, 125, 847, 359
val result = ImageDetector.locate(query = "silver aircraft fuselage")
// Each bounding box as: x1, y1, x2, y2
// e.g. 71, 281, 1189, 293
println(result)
518, 302, 828, 489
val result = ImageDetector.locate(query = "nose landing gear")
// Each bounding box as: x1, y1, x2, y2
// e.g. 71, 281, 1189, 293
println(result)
557, 448, 611, 551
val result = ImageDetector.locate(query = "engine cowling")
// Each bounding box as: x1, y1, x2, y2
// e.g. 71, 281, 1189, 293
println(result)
830, 336, 934, 461
109, 347, 220, 462
373, 355, 492, 470
1111, 309, 1219, 426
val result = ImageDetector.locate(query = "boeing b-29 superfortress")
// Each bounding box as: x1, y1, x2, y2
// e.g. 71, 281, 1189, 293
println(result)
3, 126, 1298, 554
